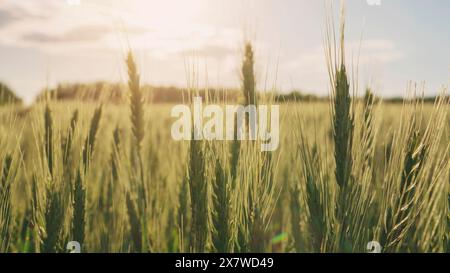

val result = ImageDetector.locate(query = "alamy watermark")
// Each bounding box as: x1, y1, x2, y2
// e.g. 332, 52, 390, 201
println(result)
171, 97, 280, 152
67, 241, 81, 253
366, 241, 382, 253
66, 0, 81, 5
367, 0, 381, 6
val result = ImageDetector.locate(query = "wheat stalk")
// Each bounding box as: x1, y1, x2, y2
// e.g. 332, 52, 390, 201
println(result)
44, 104, 54, 177
187, 134, 208, 252
302, 143, 328, 252
0, 154, 13, 252
289, 181, 303, 252
211, 155, 231, 252
71, 105, 102, 250
125, 51, 150, 252
71, 169, 85, 247
445, 194, 450, 252
126, 191, 142, 252
177, 175, 190, 252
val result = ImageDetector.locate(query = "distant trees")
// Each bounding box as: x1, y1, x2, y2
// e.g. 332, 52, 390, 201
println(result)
37, 82, 243, 104
0, 82, 22, 105
34, 81, 446, 105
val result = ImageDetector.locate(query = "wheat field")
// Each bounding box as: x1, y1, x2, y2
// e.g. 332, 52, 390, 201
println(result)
0, 6, 449, 254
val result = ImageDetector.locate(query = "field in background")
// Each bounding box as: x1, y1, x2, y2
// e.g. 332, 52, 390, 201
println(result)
0, 98, 448, 252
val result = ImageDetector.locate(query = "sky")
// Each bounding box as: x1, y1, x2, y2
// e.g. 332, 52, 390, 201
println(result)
0, 0, 449, 103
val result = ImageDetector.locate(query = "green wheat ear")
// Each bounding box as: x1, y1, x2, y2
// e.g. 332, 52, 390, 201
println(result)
82, 105, 102, 171
362, 88, 375, 166
325, 2, 357, 252
324, 1, 354, 191
42, 186, 65, 253
110, 126, 121, 181
127, 52, 145, 153
242, 42, 257, 107
385, 129, 427, 251
333, 65, 354, 190
62, 109, 79, 166
125, 51, 149, 252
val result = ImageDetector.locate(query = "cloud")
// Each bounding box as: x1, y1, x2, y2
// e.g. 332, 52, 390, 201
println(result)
0, 2, 53, 28
0, 0, 241, 61
0, 9, 19, 28
0, 1, 56, 28
22, 25, 113, 43
274, 39, 405, 94
177, 45, 236, 61
347, 39, 405, 64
